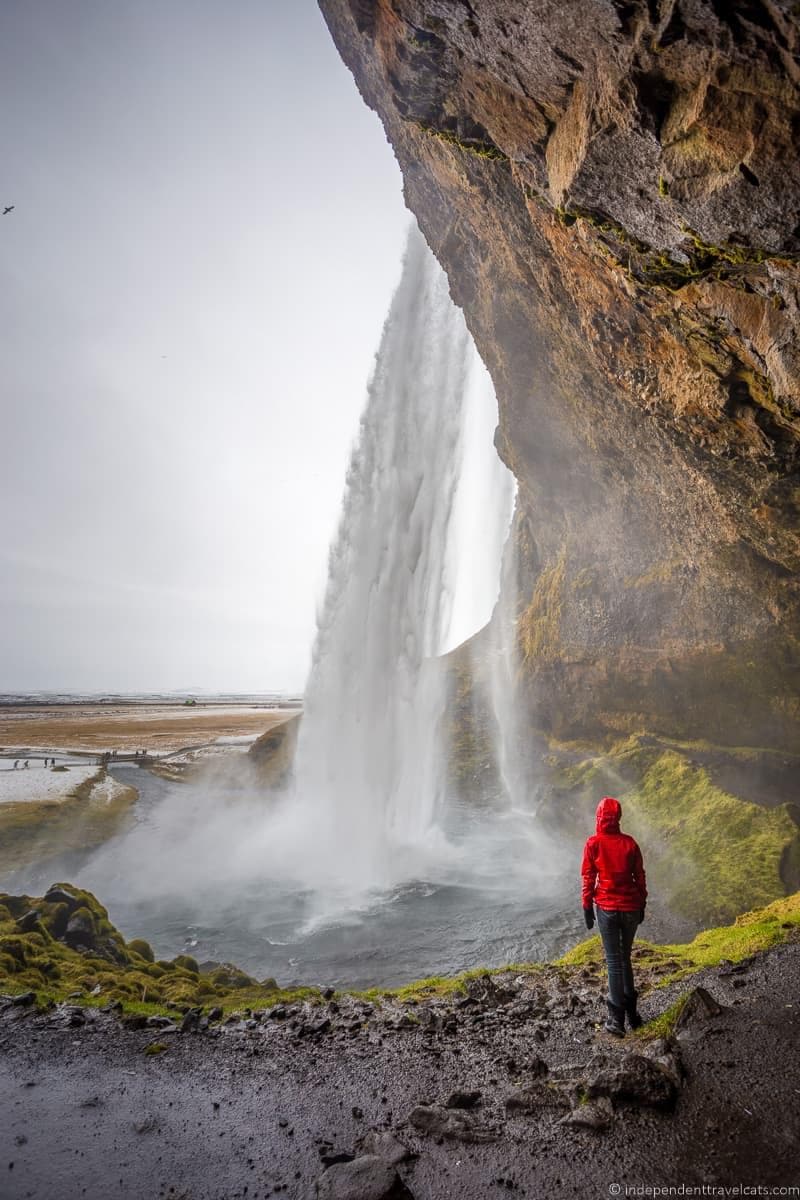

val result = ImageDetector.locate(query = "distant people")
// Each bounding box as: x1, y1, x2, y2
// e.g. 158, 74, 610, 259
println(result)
13, 759, 18, 769
23, 759, 29, 769
581, 796, 647, 1037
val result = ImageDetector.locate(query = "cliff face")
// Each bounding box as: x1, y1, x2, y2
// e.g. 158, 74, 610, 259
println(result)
319, 0, 800, 752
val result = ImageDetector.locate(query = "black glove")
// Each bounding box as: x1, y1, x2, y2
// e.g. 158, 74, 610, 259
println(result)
638, 907, 646, 924
583, 906, 595, 930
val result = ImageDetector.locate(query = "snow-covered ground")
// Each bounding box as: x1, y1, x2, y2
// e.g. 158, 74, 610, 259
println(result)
0, 762, 100, 805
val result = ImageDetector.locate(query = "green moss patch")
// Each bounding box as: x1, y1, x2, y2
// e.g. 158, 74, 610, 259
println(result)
618, 746, 797, 924
413, 120, 509, 162
356, 962, 545, 1005
518, 549, 567, 664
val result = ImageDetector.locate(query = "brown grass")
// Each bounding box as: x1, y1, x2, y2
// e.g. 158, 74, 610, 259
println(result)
0, 705, 297, 753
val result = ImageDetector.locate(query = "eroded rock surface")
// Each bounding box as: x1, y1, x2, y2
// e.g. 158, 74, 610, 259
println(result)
319, 0, 800, 752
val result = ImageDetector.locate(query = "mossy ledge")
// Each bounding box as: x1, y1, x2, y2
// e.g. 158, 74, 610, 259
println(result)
1, 882, 798, 1024
0, 883, 319, 1020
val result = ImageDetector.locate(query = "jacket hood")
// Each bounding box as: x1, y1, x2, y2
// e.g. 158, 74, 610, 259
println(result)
596, 796, 622, 834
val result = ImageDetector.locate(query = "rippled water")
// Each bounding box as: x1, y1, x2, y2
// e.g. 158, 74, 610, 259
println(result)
9, 764, 582, 989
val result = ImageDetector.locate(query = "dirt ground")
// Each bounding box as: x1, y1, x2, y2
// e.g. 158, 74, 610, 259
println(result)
1, 943, 798, 1200
0, 704, 298, 754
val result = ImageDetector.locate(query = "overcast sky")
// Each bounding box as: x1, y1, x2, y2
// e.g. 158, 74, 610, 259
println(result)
0, 0, 413, 694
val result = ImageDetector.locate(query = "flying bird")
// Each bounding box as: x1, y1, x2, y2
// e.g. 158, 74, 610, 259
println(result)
2, 205, 14, 215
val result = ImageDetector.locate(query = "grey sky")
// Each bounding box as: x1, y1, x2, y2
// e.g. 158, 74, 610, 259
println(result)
0, 0, 409, 693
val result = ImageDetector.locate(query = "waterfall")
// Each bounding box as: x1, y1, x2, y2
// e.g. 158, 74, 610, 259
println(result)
291, 225, 472, 892
54, 222, 574, 983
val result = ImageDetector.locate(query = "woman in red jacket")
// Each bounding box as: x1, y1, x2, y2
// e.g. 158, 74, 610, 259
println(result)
581, 796, 647, 1036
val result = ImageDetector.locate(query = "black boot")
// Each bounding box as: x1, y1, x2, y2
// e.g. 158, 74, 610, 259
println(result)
624, 992, 643, 1030
604, 999, 625, 1037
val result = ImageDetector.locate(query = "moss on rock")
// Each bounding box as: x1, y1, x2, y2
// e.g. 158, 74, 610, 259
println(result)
0, 883, 321, 1018
128, 939, 154, 963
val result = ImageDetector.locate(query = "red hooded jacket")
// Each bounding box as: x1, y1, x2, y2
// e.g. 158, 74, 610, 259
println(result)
581, 797, 647, 912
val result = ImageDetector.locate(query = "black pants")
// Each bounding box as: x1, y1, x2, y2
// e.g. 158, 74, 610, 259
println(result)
596, 906, 640, 1008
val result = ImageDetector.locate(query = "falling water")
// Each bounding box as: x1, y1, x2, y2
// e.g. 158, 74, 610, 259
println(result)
291, 225, 472, 891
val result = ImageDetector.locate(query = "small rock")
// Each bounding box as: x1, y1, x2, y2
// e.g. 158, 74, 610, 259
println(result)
586, 1053, 678, 1109
408, 1104, 495, 1143
122, 1014, 148, 1031
7, 992, 36, 1008
505, 1082, 570, 1114
64, 910, 95, 948
322, 986, 336, 1000
320, 1151, 355, 1168
146, 1015, 175, 1029
674, 987, 725, 1036
465, 973, 517, 1009
359, 1130, 415, 1165
16, 910, 41, 933
207, 1006, 223, 1022
180, 1008, 202, 1034
561, 1096, 614, 1130
315, 1154, 414, 1200
641, 1037, 683, 1088
43, 886, 77, 909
